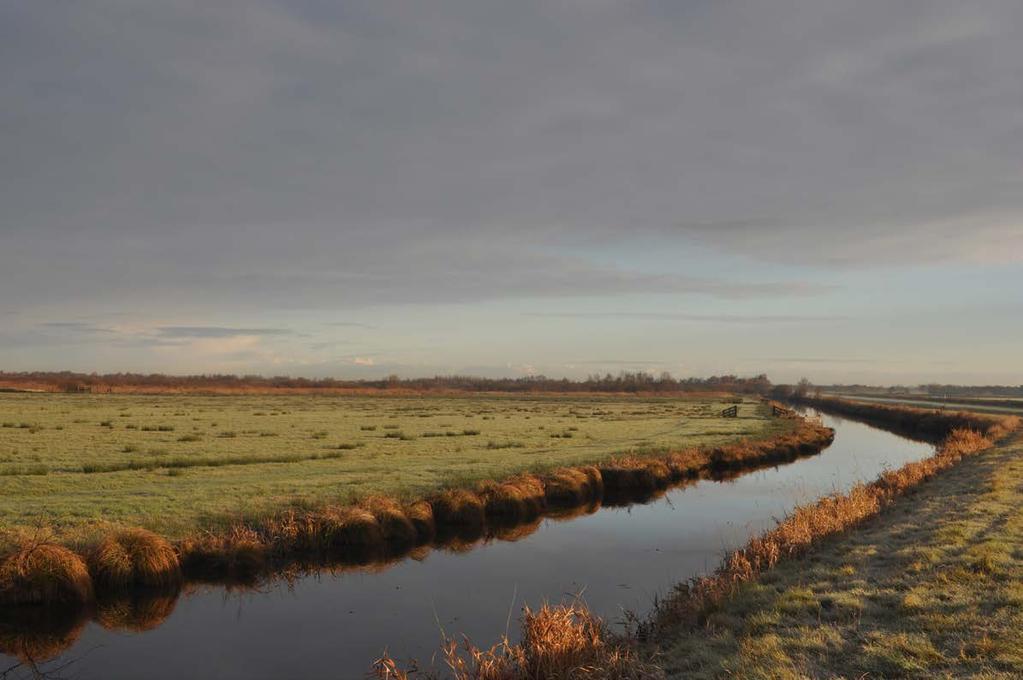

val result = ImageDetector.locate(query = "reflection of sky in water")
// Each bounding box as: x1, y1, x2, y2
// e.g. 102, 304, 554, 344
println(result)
4, 413, 933, 679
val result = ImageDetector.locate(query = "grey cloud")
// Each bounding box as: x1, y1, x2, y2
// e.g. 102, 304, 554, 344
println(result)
154, 326, 294, 338
36, 322, 117, 334
2, 0, 1022, 320
527, 312, 846, 323
747, 357, 877, 365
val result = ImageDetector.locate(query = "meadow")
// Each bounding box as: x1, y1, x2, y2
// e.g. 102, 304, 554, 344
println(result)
0, 393, 783, 542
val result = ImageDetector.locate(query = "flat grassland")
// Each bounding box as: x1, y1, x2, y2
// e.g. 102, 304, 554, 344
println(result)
0, 393, 783, 541
660, 430, 1023, 679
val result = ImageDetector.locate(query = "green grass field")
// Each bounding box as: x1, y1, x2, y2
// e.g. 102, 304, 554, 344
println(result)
0, 393, 783, 541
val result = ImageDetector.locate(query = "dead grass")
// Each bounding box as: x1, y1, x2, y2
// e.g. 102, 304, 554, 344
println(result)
374, 603, 664, 679
0, 542, 93, 605
88, 528, 181, 590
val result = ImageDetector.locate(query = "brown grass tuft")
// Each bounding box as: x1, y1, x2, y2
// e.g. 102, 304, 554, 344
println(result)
480, 476, 546, 523
320, 507, 384, 548
544, 466, 603, 506
0, 543, 93, 606
431, 489, 486, 530
89, 528, 181, 590
405, 500, 437, 543
363, 497, 418, 547
375, 603, 663, 679
179, 526, 266, 582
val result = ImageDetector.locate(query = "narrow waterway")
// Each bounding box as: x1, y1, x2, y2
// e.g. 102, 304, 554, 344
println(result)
0, 411, 935, 679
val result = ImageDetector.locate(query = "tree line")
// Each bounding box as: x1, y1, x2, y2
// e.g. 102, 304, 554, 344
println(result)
0, 370, 774, 394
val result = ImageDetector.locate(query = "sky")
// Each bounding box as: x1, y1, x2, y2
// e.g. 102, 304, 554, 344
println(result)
2, 0, 1022, 385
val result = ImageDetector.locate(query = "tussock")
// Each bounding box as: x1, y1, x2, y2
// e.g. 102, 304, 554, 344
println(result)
0, 543, 93, 606
374, 603, 663, 679
405, 500, 437, 543
544, 466, 603, 506
431, 489, 487, 530
480, 476, 546, 523
179, 526, 266, 582
321, 507, 384, 548
364, 497, 418, 547
89, 528, 181, 590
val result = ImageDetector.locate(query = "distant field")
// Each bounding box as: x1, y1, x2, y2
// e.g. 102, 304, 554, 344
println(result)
0, 393, 784, 541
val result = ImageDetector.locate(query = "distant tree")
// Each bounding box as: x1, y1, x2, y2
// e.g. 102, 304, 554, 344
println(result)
793, 377, 813, 399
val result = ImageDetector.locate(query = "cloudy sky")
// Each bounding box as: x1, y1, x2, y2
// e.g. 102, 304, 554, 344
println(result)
2, 0, 1022, 384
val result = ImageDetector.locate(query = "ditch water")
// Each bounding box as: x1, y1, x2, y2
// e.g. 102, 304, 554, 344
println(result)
1, 411, 935, 679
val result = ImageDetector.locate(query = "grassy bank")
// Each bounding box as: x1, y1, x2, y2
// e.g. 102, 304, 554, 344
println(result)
657, 424, 1023, 677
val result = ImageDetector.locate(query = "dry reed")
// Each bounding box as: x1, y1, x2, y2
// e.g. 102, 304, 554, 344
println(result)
374, 603, 663, 679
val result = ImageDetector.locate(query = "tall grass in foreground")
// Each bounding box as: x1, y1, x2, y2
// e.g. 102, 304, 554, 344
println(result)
374, 603, 663, 680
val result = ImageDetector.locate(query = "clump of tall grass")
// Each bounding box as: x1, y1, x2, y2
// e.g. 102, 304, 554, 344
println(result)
374, 603, 662, 679
430, 489, 486, 531
88, 528, 181, 590
179, 526, 266, 582
0, 541, 93, 606
544, 466, 603, 506
479, 476, 546, 523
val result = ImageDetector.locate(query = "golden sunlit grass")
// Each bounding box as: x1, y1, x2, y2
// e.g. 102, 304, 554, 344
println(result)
0, 541, 93, 606
374, 603, 664, 680
88, 528, 181, 590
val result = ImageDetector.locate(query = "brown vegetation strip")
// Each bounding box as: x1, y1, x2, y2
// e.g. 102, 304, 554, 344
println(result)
793, 395, 1007, 442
